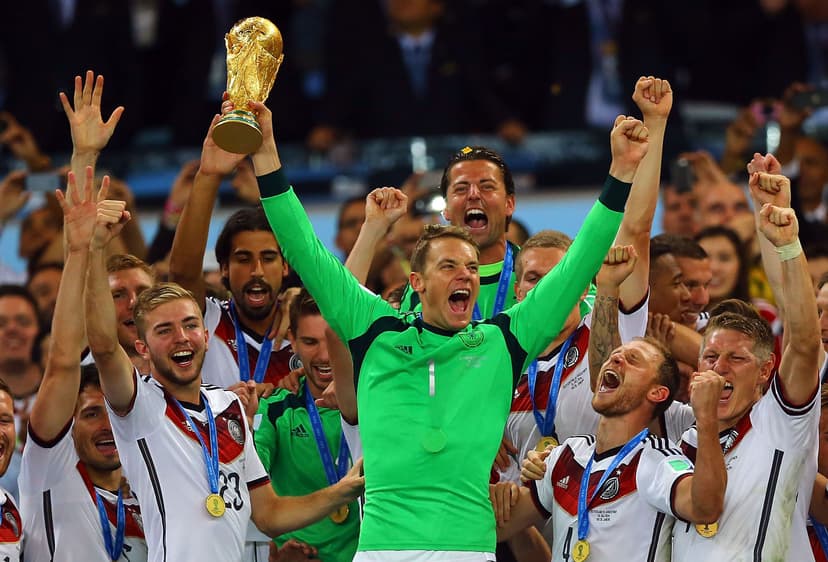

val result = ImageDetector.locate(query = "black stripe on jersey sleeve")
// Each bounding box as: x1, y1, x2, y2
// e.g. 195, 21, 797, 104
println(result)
753, 449, 784, 561
770, 375, 818, 416
489, 313, 529, 389
349, 315, 409, 389
569, 434, 596, 446
28, 419, 72, 449
43, 490, 55, 558
528, 480, 552, 519
647, 512, 666, 562
138, 438, 167, 561
247, 475, 271, 490
646, 435, 674, 457
669, 473, 692, 521
267, 392, 305, 424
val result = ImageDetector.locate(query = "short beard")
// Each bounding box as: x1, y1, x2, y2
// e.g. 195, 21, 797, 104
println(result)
233, 297, 275, 322
84, 458, 122, 473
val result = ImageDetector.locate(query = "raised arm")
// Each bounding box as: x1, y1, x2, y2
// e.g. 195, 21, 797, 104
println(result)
747, 154, 786, 315
757, 198, 821, 404
588, 245, 638, 390
507, 116, 647, 362
59, 71, 123, 204
85, 177, 136, 413
344, 187, 408, 284
673, 371, 726, 523
616, 76, 672, 309
251, 102, 392, 342
250, 458, 364, 536
28, 169, 97, 440
169, 112, 246, 311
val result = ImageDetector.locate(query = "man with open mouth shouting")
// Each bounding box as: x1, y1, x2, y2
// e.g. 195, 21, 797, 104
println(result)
83, 175, 364, 560
252, 78, 647, 559
20, 167, 147, 561
169, 107, 295, 397
671, 168, 823, 561
498, 244, 726, 562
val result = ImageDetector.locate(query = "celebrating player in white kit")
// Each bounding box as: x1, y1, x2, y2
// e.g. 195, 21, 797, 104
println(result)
672, 173, 823, 561
83, 175, 364, 562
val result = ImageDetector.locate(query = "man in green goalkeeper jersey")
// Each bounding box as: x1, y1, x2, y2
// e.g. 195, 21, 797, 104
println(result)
239, 94, 649, 560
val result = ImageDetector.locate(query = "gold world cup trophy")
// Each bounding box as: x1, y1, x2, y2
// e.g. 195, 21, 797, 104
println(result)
212, 17, 283, 154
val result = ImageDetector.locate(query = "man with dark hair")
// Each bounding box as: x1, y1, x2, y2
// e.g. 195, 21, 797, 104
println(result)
85, 180, 363, 560
672, 175, 822, 562
649, 234, 711, 329
255, 289, 360, 562
252, 86, 648, 559
169, 121, 293, 394
26, 261, 64, 328
335, 196, 367, 259
20, 169, 146, 561
395, 145, 520, 318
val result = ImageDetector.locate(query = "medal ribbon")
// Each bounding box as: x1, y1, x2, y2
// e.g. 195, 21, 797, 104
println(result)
95, 489, 125, 561
175, 394, 221, 498
577, 429, 649, 542
304, 381, 350, 485
528, 332, 577, 439
473, 243, 513, 321
229, 301, 273, 383
813, 517, 828, 558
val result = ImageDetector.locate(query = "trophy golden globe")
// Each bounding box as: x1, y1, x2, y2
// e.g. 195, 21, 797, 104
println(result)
212, 17, 283, 154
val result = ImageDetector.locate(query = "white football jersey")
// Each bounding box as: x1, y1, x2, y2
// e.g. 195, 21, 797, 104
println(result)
203, 297, 295, 389
0, 487, 22, 560
498, 300, 648, 484
673, 376, 819, 562
19, 423, 146, 561
532, 433, 693, 562
108, 374, 270, 562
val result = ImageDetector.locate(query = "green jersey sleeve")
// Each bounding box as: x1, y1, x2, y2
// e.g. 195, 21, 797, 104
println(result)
253, 393, 280, 473
503, 175, 631, 368
259, 171, 397, 343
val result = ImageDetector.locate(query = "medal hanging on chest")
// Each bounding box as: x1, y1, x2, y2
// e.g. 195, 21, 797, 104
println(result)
174, 394, 225, 517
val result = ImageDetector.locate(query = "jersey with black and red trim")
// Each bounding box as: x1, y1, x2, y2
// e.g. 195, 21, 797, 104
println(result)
203, 296, 294, 389
530, 433, 693, 562
19, 422, 146, 561
0, 487, 22, 560
674, 375, 819, 562
108, 374, 270, 562
498, 300, 650, 484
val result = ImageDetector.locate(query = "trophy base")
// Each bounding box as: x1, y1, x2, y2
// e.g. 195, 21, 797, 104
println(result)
212, 110, 263, 154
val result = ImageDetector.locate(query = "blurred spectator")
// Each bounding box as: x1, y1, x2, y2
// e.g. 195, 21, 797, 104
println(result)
308, 0, 523, 152
806, 244, 828, 293
18, 199, 63, 270
794, 135, 828, 223
694, 226, 752, 307
660, 183, 697, 238
0, 113, 52, 172
506, 217, 530, 247
335, 195, 366, 259
0, 285, 42, 450
25, 262, 63, 330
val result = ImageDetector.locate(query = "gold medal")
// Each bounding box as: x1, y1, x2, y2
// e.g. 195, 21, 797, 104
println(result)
205, 493, 226, 517
330, 505, 349, 524
536, 436, 559, 452
695, 521, 718, 538
572, 539, 590, 562
571, 539, 590, 562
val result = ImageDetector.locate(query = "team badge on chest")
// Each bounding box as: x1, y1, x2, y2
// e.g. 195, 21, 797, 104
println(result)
227, 419, 244, 445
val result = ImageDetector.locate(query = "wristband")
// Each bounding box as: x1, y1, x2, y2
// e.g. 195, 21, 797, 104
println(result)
775, 239, 802, 262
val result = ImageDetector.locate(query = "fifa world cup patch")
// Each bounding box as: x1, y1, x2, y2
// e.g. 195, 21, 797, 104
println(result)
667, 459, 692, 472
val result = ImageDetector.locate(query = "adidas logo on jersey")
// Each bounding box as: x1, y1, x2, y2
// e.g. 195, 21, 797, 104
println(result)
395, 345, 413, 355
291, 424, 310, 438
556, 476, 570, 489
